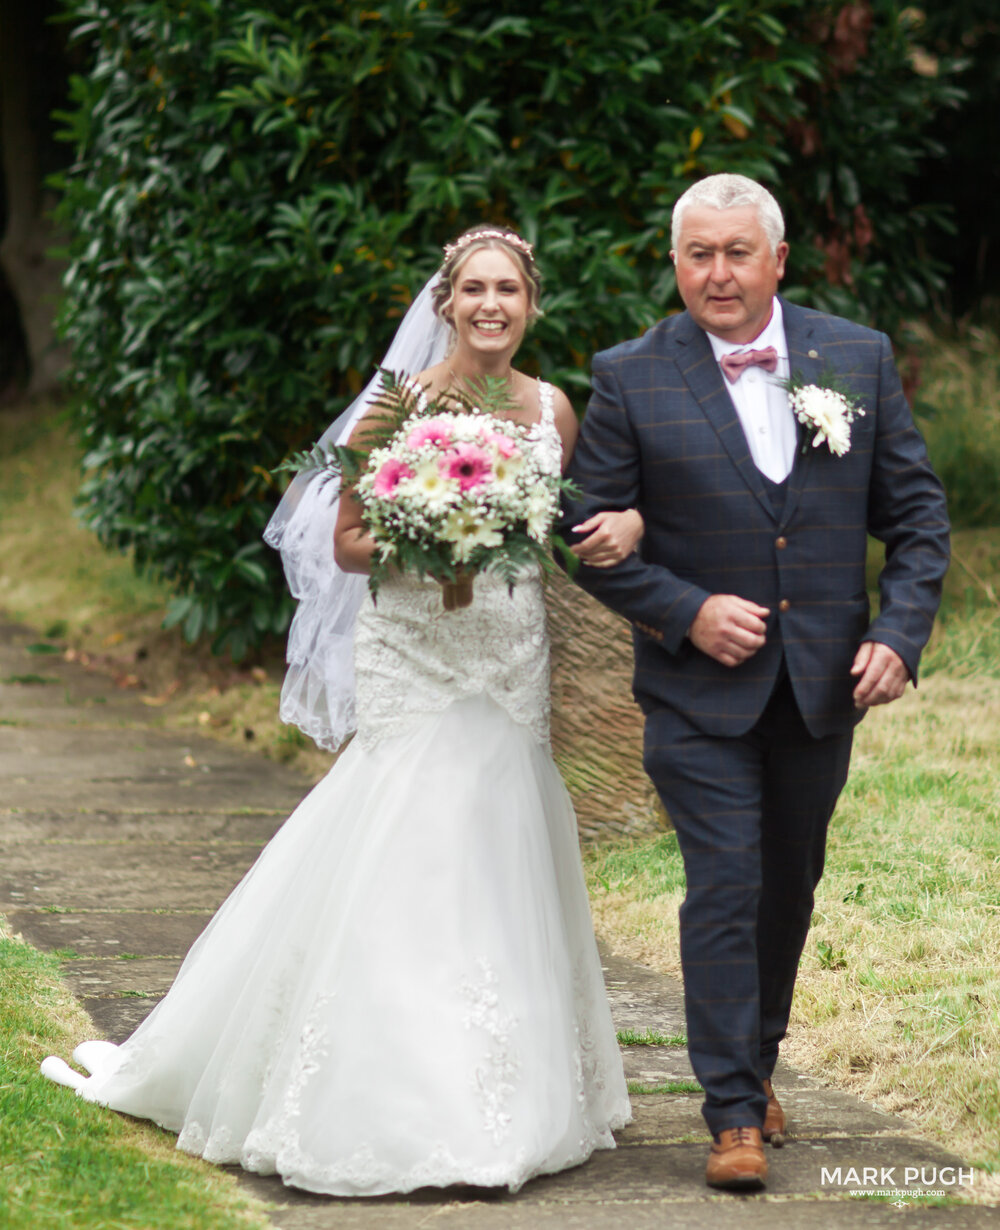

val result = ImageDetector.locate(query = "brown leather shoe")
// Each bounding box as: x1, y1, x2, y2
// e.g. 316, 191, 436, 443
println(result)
762, 1078, 786, 1147
706, 1126, 768, 1190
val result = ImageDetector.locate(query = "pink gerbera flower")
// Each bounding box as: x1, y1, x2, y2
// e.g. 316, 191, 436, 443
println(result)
372, 457, 414, 498
442, 443, 493, 491
406, 419, 453, 450
480, 428, 520, 459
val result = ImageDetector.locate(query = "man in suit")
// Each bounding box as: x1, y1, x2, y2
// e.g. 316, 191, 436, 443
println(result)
563, 174, 949, 1190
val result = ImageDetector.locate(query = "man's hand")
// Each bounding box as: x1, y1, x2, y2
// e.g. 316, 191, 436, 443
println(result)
850, 641, 910, 709
689, 595, 770, 667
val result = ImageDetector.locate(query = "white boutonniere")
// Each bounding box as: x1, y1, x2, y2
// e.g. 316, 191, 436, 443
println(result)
784, 370, 865, 457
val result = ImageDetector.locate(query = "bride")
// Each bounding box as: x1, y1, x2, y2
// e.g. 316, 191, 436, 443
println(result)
41, 224, 638, 1196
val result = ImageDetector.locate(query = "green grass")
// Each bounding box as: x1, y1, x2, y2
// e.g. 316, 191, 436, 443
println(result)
626, 1081, 702, 1095
0, 925, 270, 1229
616, 1028, 687, 1047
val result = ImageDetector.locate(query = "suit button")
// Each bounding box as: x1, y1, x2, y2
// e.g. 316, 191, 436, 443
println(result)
779, 599, 791, 612
776, 536, 787, 550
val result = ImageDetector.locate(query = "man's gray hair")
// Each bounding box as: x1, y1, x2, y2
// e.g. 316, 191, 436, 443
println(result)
671, 174, 785, 255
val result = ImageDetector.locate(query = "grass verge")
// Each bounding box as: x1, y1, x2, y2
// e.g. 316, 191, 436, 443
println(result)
0, 920, 270, 1229
627, 1081, 702, 1096
616, 1029, 686, 1047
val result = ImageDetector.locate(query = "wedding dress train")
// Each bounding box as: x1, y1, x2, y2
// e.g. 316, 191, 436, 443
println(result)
41, 395, 631, 1196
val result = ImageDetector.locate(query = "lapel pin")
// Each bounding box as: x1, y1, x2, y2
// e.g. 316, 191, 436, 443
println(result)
808, 349, 819, 359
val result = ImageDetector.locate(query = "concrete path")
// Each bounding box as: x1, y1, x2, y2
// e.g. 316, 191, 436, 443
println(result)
0, 617, 992, 1227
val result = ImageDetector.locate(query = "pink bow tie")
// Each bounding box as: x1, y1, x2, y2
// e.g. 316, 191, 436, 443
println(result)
720, 346, 778, 383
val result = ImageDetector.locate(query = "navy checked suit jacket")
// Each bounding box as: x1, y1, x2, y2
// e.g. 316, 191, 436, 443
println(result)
562, 299, 950, 738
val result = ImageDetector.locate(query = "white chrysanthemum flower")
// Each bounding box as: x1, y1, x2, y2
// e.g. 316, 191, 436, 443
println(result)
525, 487, 557, 541
397, 458, 460, 510
440, 508, 505, 562
791, 386, 863, 457
490, 452, 526, 492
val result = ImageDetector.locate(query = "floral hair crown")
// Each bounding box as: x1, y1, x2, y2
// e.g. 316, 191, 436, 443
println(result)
442, 230, 534, 261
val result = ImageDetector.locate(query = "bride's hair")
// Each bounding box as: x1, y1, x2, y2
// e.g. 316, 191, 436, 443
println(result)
432, 224, 543, 326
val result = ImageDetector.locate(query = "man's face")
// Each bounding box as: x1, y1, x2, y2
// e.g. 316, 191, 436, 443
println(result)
671, 204, 788, 344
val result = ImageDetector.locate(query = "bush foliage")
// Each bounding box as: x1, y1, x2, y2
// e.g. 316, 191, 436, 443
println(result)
55, 0, 963, 656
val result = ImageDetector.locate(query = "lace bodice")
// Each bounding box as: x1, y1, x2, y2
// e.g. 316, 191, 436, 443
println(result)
352, 382, 561, 749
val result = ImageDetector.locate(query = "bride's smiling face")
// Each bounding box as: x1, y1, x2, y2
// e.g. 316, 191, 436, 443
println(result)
448, 248, 529, 364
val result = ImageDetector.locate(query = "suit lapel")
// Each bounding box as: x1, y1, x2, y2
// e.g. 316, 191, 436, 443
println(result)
667, 314, 776, 520
779, 299, 825, 529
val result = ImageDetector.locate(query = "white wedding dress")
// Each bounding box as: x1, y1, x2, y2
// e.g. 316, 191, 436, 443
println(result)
41, 386, 631, 1196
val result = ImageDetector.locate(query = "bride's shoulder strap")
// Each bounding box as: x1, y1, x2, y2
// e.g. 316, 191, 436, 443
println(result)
538, 380, 555, 424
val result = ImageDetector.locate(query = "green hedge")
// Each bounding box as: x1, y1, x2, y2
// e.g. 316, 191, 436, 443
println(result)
54, 1, 962, 657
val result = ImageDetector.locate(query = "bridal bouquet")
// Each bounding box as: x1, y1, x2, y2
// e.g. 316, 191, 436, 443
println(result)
278, 373, 573, 609
357, 404, 561, 607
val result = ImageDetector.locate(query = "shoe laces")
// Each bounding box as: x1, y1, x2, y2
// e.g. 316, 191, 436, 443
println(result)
732, 1126, 759, 1146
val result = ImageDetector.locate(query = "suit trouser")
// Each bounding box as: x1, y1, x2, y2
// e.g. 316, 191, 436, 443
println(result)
642, 674, 853, 1136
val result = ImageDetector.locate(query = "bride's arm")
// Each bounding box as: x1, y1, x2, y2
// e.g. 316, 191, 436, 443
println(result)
332, 405, 388, 575
552, 391, 644, 569
333, 378, 431, 574
333, 483, 375, 574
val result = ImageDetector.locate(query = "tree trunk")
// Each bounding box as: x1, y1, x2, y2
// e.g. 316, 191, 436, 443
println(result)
0, 1, 69, 400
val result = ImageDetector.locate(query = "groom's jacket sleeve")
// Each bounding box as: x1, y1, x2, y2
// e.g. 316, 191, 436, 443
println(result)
860, 332, 950, 682
560, 357, 711, 653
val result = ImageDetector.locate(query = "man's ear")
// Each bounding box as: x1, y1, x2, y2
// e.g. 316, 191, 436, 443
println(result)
775, 242, 789, 280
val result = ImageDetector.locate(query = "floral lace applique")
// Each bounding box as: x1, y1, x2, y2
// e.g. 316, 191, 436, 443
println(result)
177, 1120, 208, 1155
570, 958, 632, 1136
461, 957, 521, 1145
281, 992, 333, 1125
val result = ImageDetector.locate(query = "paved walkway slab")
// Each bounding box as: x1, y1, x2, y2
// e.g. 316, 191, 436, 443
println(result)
4, 907, 211, 959
0, 808, 286, 844
1, 840, 269, 910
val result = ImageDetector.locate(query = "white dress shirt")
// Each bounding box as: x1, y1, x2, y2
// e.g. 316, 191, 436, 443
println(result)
705, 297, 796, 483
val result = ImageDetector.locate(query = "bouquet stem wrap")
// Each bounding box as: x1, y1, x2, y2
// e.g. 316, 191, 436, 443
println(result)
440, 570, 475, 611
